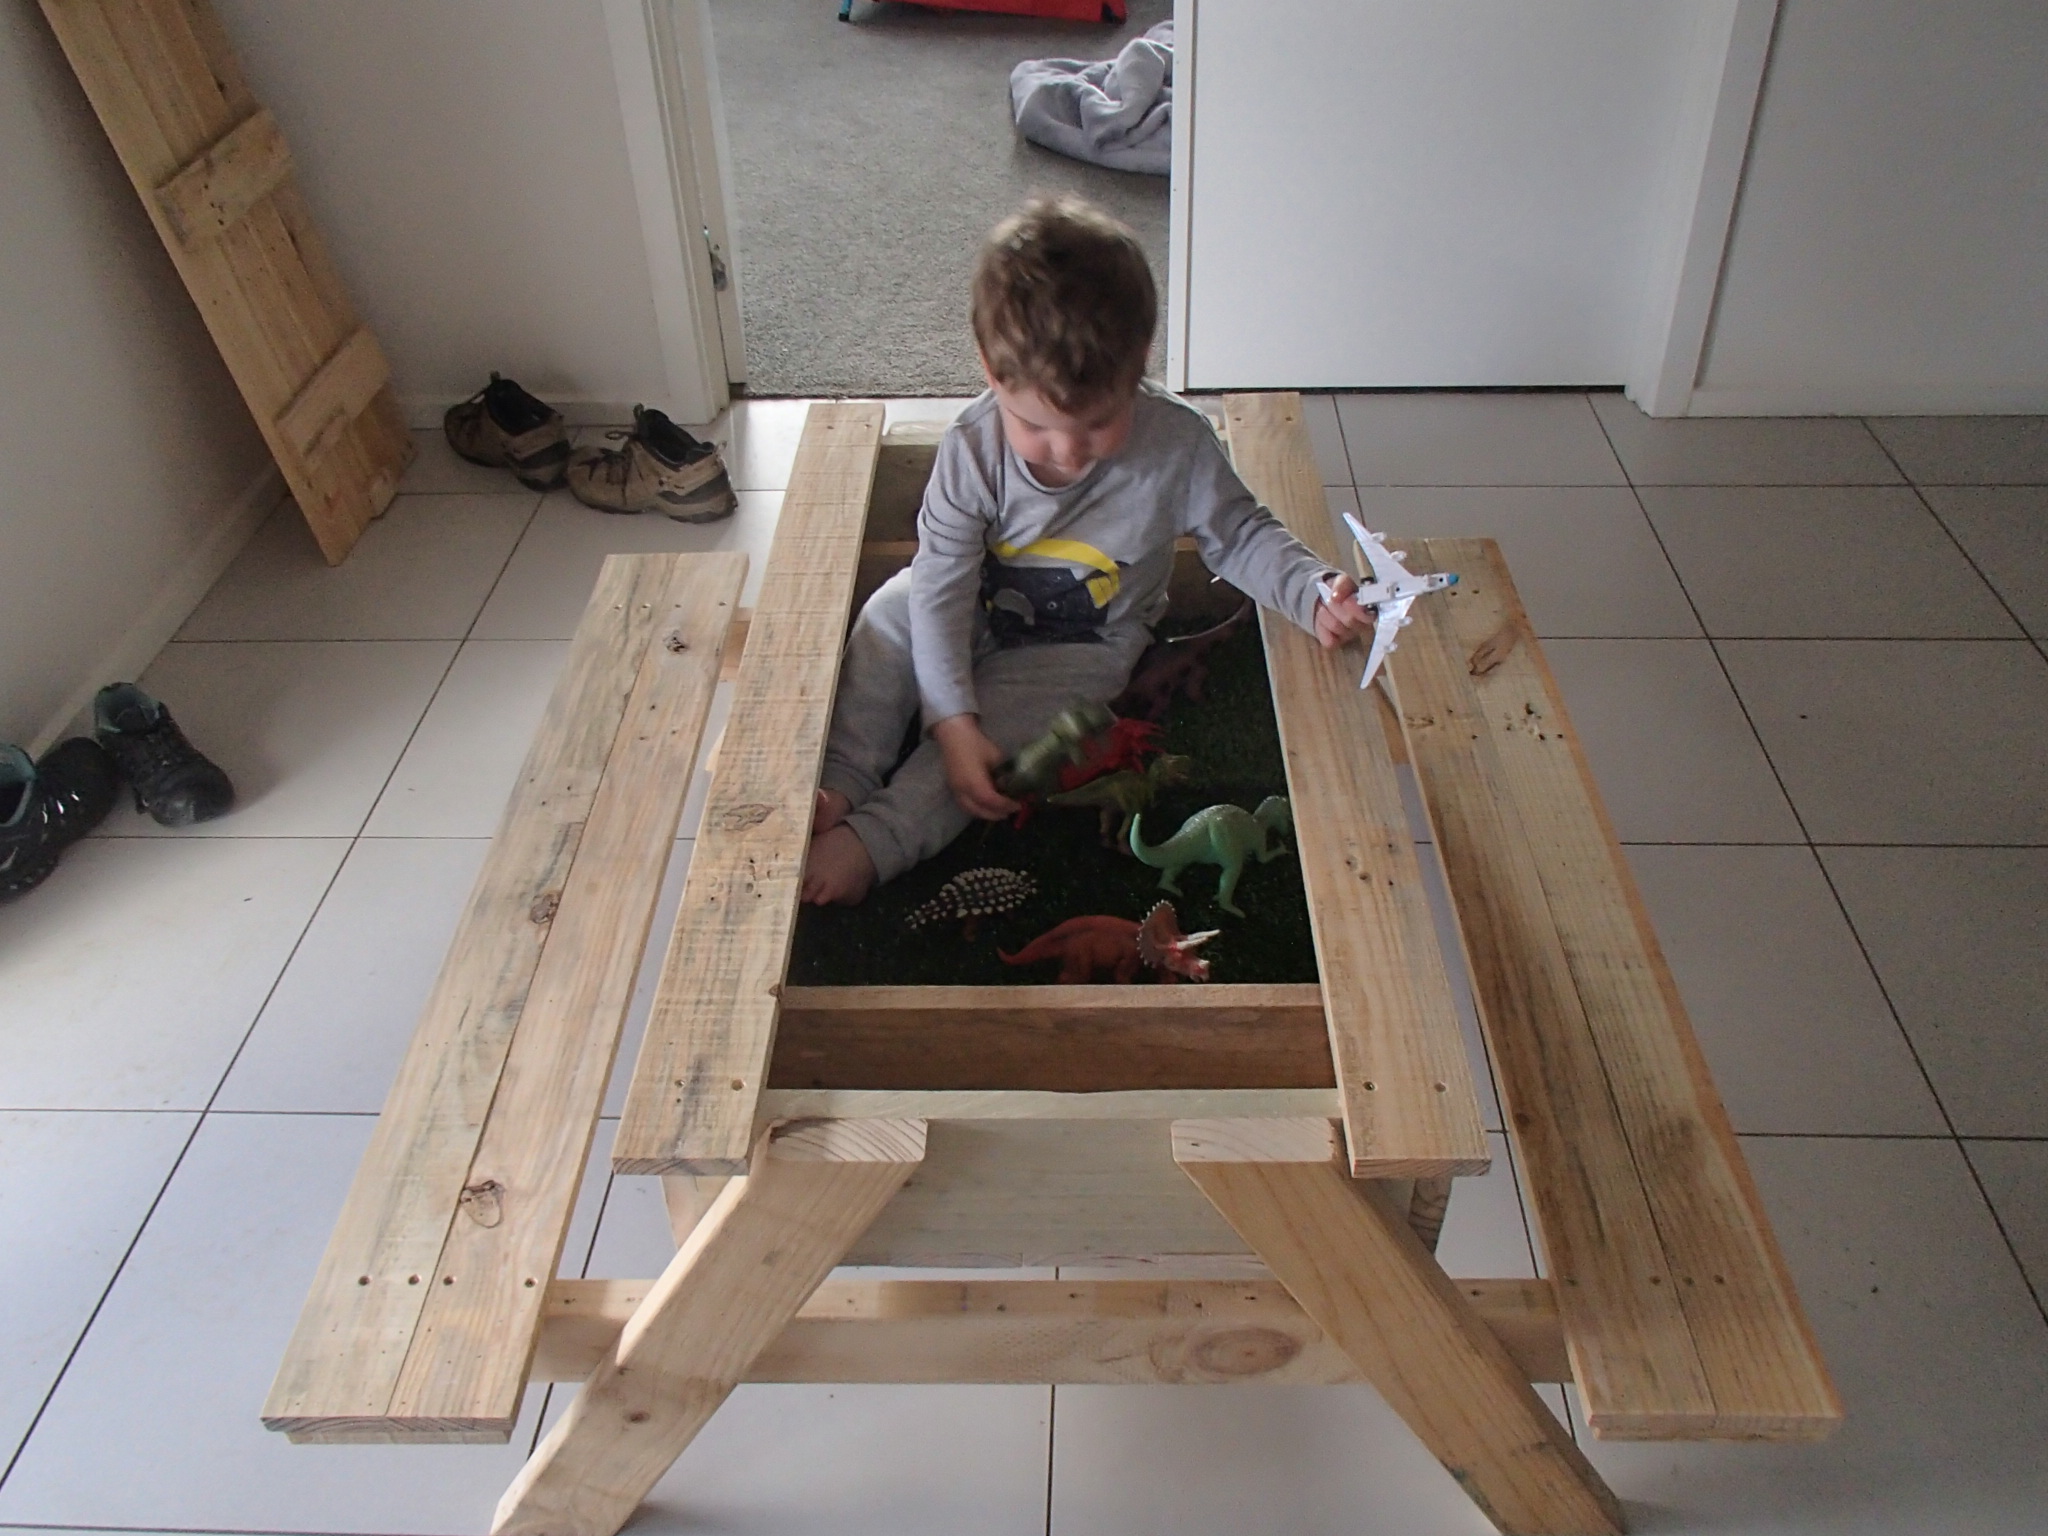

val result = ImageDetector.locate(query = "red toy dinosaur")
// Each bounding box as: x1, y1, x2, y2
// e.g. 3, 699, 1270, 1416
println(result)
1056, 715, 1163, 793
997, 900, 1216, 984
1111, 598, 1255, 723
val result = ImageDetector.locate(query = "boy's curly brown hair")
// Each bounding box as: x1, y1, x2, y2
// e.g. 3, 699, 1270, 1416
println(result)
972, 196, 1156, 414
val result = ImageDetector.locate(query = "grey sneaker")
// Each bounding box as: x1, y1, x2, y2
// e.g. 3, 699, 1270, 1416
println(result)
443, 373, 572, 490
566, 405, 736, 522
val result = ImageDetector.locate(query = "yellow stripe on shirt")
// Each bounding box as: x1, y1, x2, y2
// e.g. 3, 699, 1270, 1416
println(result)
990, 537, 1121, 607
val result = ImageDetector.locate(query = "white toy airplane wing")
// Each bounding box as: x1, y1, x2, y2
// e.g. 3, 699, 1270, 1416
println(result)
1348, 514, 1409, 589
1359, 596, 1410, 689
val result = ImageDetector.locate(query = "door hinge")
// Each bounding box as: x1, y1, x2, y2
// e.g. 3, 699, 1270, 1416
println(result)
703, 227, 729, 292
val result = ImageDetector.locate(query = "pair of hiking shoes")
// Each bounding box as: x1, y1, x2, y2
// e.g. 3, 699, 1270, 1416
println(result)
0, 685, 234, 902
443, 374, 737, 523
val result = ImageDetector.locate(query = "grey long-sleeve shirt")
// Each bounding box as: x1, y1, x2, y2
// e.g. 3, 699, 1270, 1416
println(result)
909, 383, 1337, 723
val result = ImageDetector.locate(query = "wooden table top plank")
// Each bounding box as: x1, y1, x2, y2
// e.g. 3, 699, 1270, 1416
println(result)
614, 402, 884, 1176
1398, 537, 1839, 1439
263, 555, 691, 1436
383, 552, 745, 1437
1221, 394, 1489, 1179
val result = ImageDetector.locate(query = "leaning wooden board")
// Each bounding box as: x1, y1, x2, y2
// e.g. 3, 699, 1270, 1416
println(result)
1390, 537, 1841, 1441
41, 0, 412, 563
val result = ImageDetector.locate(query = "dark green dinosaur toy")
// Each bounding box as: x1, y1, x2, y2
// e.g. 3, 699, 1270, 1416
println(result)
1047, 753, 1193, 848
993, 701, 1115, 799
1128, 795, 1293, 917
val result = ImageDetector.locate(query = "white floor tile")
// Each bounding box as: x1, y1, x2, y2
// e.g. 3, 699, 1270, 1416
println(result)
1590, 394, 1900, 485
708, 397, 815, 491
1051, 1381, 1504, 1535
534, 1379, 1050, 1536
97, 640, 456, 839
215, 838, 490, 1114
1624, 846, 1945, 1135
1822, 849, 2048, 1138
1921, 485, 2048, 636
178, 493, 535, 641
1965, 1140, 2048, 1306
1642, 486, 2021, 637
400, 426, 529, 495
364, 640, 568, 838
1301, 392, 1353, 484
1337, 392, 1625, 487
0, 838, 346, 1110
1579, 1137, 2048, 1536
1352, 485, 1702, 636
1541, 640, 1803, 843
471, 488, 781, 638
1866, 416, 2048, 485
0, 1114, 546, 1535
0, 1110, 195, 1466
1720, 640, 2048, 845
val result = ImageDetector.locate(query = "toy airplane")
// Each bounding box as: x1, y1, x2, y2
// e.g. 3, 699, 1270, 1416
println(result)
1317, 512, 1458, 691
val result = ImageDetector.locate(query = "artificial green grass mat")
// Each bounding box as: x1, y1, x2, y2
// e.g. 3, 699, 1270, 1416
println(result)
788, 618, 1318, 986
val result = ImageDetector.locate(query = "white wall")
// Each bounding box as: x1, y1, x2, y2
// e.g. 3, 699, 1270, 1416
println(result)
1, 4, 277, 753
213, 0, 706, 424
1178, 0, 1706, 389
1694, 0, 2048, 414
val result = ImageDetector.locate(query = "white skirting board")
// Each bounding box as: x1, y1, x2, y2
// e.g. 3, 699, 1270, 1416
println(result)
29, 461, 285, 757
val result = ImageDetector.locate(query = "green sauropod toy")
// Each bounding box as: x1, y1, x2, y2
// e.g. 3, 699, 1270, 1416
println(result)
1128, 795, 1293, 917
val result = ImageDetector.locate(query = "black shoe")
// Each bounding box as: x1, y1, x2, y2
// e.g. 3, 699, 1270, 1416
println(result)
93, 683, 235, 827
0, 737, 118, 901
443, 373, 572, 490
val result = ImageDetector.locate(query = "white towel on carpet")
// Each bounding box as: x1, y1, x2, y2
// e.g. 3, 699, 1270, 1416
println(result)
1009, 21, 1173, 176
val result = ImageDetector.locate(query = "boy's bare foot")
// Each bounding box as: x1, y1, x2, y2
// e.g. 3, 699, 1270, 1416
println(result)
813, 787, 851, 834
801, 823, 875, 905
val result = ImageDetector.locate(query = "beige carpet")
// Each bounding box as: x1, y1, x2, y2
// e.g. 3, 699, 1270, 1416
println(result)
709, 0, 1171, 397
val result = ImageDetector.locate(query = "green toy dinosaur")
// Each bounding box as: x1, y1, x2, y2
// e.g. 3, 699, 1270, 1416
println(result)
1128, 795, 1292, 917
993, 701, 1115, 799
1046, 753, 1192, 848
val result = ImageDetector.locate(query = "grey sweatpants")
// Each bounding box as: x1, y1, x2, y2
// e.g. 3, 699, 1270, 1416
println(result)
821, 569, 1149, 885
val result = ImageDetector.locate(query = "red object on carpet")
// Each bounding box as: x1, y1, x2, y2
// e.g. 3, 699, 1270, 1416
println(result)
893, 0, 1125, 19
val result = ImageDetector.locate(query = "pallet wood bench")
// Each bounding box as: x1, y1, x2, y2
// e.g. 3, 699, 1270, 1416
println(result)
266, 396, 1840, 1536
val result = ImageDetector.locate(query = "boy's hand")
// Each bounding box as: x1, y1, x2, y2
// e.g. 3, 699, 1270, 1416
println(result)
1314, 573, 1377, 650
931, 713, 1022, 820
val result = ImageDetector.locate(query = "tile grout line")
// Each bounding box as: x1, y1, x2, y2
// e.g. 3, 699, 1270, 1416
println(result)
1589, 405, 2048, 1332
1042, 1380, 1057, 1536
1, 479, 562, 1492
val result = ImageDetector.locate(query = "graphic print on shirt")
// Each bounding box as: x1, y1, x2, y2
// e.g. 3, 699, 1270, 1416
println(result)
981, 536, 1125, 646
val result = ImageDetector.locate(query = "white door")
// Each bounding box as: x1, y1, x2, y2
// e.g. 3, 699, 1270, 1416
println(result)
1168, 0, 1773, 410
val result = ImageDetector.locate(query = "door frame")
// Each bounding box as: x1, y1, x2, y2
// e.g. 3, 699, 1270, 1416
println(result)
604, 0, 746, 425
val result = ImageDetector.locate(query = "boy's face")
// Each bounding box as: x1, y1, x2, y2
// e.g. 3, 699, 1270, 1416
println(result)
983, 367, 1137, 487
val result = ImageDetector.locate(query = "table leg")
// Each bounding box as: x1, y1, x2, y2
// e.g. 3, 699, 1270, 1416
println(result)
1174, 1118, 1623, 1536
493, 1119, 927, 1536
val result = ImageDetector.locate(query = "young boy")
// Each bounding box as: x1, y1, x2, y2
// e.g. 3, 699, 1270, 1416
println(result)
802, 196, 1372, 905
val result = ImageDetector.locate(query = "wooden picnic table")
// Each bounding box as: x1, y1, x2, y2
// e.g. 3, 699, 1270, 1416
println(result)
263, 395, 1840, 1536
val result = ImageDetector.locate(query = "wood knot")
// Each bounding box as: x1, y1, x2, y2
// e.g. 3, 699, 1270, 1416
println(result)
1469, 620, 1522, 676
529, 891, 560, 925
1186, 1327, 1301, 1379
664, 632, 689, 653
716, 802, 774, 830
459, 1179, 505, 1228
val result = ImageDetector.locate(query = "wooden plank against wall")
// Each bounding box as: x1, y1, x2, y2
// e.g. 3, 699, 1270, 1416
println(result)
264, 555, 730, 1443
39, 0, 412, 564
1221, 394, 1488, 1180
614, 403, 883, 1177
1395, 538, 1839, 1441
